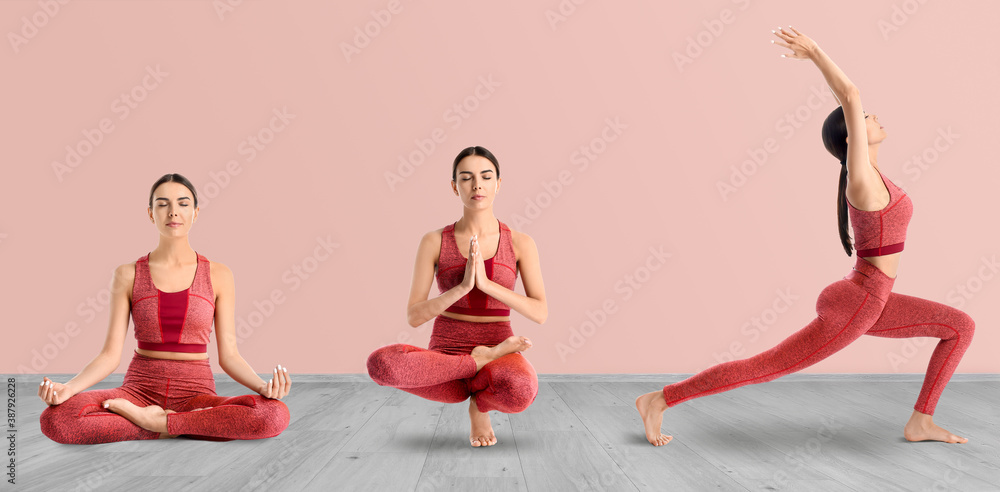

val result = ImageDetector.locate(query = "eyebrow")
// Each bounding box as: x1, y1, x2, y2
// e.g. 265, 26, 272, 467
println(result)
155, 197, 191, 201
457, 170, 494, 175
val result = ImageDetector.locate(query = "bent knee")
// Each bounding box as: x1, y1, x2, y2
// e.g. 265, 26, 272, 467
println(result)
40, 406, 74, 444
956, 311, 976, 339
366, 345, 404, 385
492, 374, 538, 413
255, 399, 290, 438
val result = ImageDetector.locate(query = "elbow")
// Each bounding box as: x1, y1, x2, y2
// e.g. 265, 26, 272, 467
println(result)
406, 308, 423, 328
840, 86, 860, 105
533, 305, 548, 325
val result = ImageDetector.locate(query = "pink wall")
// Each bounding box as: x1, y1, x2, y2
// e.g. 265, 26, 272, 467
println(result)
3, 1, 997, 375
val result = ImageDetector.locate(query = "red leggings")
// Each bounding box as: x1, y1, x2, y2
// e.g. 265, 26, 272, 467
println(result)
664, 258, 975, 415
40, 351, 290, 444
367, 316, 538, 413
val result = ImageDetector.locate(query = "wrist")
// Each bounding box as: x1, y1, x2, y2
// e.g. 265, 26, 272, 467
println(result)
806, 45, 823, 60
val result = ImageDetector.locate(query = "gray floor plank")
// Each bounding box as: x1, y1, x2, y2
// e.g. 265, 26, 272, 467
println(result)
10, 376, 999, 491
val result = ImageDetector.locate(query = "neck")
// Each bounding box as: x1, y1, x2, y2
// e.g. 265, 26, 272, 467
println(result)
457, 208, 497, 236
152, 236, 196, 264
868, 143, 880, 170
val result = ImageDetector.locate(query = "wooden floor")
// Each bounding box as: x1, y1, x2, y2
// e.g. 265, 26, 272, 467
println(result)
10, 375, 999, 491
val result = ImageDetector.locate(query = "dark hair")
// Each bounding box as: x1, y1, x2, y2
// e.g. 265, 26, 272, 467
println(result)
148, 173, 198, 208
452, 146, 500, 181
821, 106, 852, 256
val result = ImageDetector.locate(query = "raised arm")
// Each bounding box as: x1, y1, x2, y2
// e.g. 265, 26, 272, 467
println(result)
406, 230, 476, 327
773, 26, 882, 205
39, 264, 132, 405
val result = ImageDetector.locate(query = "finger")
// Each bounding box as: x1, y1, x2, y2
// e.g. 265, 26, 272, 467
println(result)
787, 25, 801, 36
772, 29, 792, 41
277, 365, 287, 386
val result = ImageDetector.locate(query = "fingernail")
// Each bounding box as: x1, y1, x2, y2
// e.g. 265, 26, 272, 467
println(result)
282, 367, 287, 372
103, 402, 109, 408
40, 381, 44, 386
770, 40, 774, 43
781, 55, 786, 58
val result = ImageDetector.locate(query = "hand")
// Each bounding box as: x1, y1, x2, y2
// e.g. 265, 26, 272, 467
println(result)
771, 26, 819, 60
460, 235, 478, 294
38, 377, 71, 406
473, 236, 491, 292
257, 364, 291, 400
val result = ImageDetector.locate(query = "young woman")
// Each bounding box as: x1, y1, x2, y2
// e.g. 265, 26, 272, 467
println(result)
636, 26, 975, 446
367, 146, 548, 447
39, 174, 291, 444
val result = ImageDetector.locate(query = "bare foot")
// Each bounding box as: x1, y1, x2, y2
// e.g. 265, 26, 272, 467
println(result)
159, 410, 179, 439
904, 410, 967, 443
470, 336, 532, 371
102, 398, 170, 435
468, 396, 497, 447
635, 391, 672, 446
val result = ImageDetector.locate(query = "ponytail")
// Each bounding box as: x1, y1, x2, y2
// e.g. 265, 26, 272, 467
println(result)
836, 162, 853, 256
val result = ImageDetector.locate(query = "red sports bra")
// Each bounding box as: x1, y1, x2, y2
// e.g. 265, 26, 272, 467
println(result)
131, 252, 215, 353
436, 220, 518, 317
848, 170, 913, 258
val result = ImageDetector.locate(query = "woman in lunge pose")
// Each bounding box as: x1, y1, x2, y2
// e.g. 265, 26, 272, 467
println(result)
39, 174, 290, 444
636, 26, 975, 446
367, 146, 547, 447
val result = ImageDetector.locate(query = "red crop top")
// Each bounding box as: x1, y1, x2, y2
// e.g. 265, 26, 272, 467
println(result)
131, 252, 215, 353
848, 169, 913, 258
436, 220, 518, 317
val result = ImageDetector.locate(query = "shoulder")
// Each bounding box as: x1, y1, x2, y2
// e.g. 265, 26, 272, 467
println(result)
507, 227, 538, 259
417, 227, 445, 260
419, 227, 445, 248
208, 260, 235, 288
113, 262, 137, 284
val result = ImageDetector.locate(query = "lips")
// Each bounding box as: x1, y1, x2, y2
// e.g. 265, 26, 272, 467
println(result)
472, 195, 485, 200
167, 223, 182, 227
